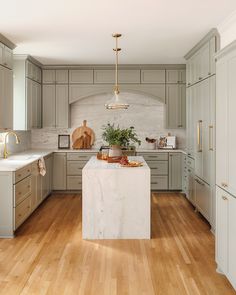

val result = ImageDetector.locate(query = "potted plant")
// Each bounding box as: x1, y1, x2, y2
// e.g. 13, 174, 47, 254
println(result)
102, 123, 141, 157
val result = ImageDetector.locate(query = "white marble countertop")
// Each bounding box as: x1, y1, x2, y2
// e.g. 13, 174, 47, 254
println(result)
0, 150, 53, 172
0, 148, 187, 172
83, 156, 149, 170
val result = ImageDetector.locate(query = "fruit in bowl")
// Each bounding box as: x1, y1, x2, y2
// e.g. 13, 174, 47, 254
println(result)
120, 156, 129, 165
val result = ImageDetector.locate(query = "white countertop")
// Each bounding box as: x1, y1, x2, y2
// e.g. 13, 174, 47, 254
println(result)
0, 150, 53, 172
83, 156, 149, 170
0, 148, 186, 172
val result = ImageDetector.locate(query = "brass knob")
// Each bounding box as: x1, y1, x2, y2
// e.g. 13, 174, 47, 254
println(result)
222, 196, 228, 201
221, 182, 228, 188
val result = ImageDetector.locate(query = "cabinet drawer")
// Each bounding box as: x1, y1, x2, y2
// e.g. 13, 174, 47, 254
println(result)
67, 153, 95, 161
67, 161, 87, 175
67, 176, 82, 190
147, 161, 168, 175
14, 175, 32, 206
15, 196, 31, 229
186, 157, 194, 170
14, 164, 32, 183
151, 176, 168, 190
137, 153, 168, 161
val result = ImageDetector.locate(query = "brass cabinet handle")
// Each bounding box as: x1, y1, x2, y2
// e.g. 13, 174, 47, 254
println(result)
209, 125, 214, 151
222, 196, 228, 201
197, 120, 203, 152
221, 182, 228, 188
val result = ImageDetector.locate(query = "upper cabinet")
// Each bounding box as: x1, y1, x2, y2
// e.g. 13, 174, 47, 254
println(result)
69, 70, 93, 84
0, 65, 13, 129
186, 36, 217, 87
166, 84, 186, 129
0, 42, 13, 70
43, 69, 68, 84
13, 56, 42, 130
166, 70, 186, 84
26, 60, 42, 83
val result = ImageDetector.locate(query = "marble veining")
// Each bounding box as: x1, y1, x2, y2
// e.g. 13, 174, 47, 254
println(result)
82, 156, 151, 239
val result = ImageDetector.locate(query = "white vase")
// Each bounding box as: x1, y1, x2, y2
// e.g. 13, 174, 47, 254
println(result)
109, 145, 122, 157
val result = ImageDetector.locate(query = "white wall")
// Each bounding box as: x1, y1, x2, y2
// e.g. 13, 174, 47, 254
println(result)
218, 11, 236, 49
31, 92, 186, 150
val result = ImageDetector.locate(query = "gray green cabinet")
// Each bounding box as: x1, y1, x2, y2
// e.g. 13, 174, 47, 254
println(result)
169, 153, 182, 190
53, 153, 67, 190
141, 70, 165, 84
43, 69, 68, 84
166, 69, 186, 84
13, 57, 42, 130
42, 84, 69, 128
166, 84, 186, 129
42, 154, 53, 200
0, 65, 13, 129
0, 42, 13, 70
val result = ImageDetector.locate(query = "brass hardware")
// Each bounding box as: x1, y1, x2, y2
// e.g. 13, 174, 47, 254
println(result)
221, 182, 228, 188
222, 196, 228, 201
208, 72, 211, 75
188, 83, 191, 86
195, 178, 204, 186
209, 125, 214, 151
105, 33, 129, 109
199, 77, 202, 80
3, 131, 20, 159
197, 120, 202, 152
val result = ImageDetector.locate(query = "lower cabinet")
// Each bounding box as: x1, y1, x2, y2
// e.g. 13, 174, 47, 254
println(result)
187, 168, 195, 205
31, 161, 42, 211
42, 155, 53, 199
53, 153, 66, 190
194, 176, 211, 221
169, 153, 182, 190
216, 186, 236, 290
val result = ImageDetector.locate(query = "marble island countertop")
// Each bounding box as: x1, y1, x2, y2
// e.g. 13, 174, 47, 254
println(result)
83, 156, 149, 170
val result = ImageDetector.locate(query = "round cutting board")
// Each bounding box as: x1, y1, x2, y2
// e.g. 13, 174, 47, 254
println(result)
72, 120, 95, 149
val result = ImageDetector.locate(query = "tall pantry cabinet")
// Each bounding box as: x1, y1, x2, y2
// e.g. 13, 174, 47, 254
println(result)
215, 41, 236, 290
184, 29, 220, 230
0, 41, 13, 130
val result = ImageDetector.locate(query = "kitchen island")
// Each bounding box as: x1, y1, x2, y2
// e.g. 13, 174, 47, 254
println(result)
82, 156, 151, 239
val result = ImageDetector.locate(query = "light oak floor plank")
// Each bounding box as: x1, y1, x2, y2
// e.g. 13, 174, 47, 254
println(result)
0, 193, 235, 295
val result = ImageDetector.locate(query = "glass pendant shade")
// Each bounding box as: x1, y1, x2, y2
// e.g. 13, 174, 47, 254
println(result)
105, 33, 129, 110
105, 90, 129, 110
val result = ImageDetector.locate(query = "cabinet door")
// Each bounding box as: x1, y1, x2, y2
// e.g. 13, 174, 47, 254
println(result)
42, 156, 52, 200
227, 56, 236, 196
69, 70, 93, 84
26, 60, 33, 79
216, 186, 229, 274
209, 37, 216, 75
186, 87, 194, 157
166, 70, 179, 83
0, 66, 13, 129
55, 85, 69, 128
166, 84, 186, 129
0, 43, 4, 65
169, 153, 182, 190
228, 194, 236, 288
187, 169, 195, 205
42, 85, 56, 127
199, 42, 210, 81
118, 70, 140, 84
36, 83, 42, 128
31, 162, 38, 211
3, 46, 13, 69
179, 70, 186, 84
56, 70, 68, 84
194, 177, 211, 221
43, 70, 56, 84
53, 153, 66, 190
141, 70, 165, 84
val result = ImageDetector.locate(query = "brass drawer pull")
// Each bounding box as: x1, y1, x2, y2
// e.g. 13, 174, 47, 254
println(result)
222, 196, 228, 201
221, 182, 228, 188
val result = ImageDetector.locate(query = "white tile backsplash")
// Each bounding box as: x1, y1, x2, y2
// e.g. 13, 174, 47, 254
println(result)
31, 92, 186, 150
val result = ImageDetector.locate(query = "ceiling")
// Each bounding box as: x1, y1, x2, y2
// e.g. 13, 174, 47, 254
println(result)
1, 0, 236, 65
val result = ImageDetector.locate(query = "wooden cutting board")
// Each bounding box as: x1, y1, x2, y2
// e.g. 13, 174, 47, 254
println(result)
72, 120, 95, 149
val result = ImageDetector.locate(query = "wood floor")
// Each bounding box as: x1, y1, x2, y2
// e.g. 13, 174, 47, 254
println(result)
0, 193, 235, 295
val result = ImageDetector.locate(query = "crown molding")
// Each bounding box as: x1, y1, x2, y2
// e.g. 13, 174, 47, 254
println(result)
0, 33, 16, 50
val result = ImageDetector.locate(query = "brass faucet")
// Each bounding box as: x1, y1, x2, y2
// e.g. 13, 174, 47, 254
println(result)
3, 131, 20, 159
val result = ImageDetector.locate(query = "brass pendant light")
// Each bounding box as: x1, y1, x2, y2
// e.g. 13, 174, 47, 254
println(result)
105, 33, 129, 110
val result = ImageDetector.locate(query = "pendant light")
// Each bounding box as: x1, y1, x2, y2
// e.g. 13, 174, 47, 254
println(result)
105, 33, 129, 110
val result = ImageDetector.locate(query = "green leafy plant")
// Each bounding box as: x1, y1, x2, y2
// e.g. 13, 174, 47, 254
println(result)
102, 123, 141, 147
